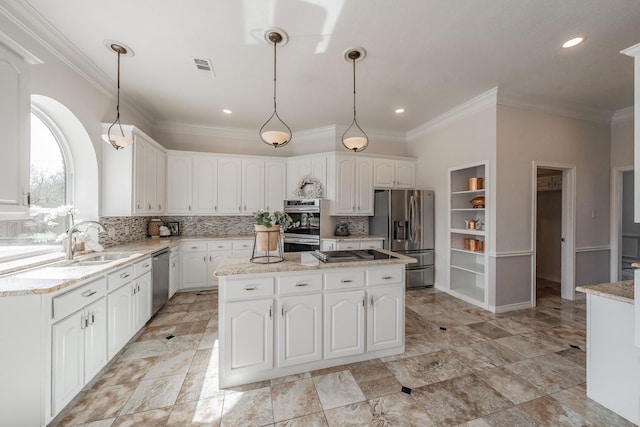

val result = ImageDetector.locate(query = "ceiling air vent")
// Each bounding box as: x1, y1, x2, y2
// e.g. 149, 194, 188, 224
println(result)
192, 57, 215, 77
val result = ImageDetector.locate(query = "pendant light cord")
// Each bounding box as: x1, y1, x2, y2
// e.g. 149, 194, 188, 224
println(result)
272, 38, 278, 112
352, 57, 357, 120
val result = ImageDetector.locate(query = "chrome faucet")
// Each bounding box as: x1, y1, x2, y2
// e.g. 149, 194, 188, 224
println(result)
65, 220, 107, 260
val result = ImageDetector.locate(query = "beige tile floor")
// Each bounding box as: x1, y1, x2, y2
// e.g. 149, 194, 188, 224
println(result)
50, 280, 636, 427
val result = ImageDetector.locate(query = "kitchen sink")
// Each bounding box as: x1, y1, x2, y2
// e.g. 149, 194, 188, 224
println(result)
80, 253, 132, 262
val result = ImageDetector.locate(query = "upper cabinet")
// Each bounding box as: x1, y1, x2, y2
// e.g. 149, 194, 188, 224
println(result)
287, 154, 328, 199
166, 151, 286, 216
102, 125, 167, 216
330, 155, 374, 215
373, 159, 416, 189
0, 42, 32, 220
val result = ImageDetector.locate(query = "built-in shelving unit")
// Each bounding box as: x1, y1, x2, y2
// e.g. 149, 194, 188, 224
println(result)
448, 162, 489, 308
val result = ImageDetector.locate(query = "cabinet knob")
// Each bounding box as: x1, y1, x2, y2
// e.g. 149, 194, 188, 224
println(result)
341, 279, 353, 283
189, 205, 192, 211
215, 205, 217, 211
239, 206, 242, 211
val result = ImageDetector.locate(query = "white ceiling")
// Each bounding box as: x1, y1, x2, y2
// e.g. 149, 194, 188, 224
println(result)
19, 0, 640, 135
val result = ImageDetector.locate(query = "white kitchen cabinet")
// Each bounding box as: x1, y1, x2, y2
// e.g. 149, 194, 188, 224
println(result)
218, 157, 243, 214
0, 43, 31, 220
102, 125, 167, 216
232, 239, 255, 255
107, 281, 133, 359
287, 154, 328, 198
193, 156, 218, 214
157, 150, 166, 212
366, 285, 403, 351
265, 160, 287, 211
169, 246, 181, 298
133, 271, 152, 331
278, 293, 322, 367
321, 238, 384, 251
166, 154, 193, 214
182, 249, 208, 290
373, 158, 416, 189
324, 290, 366, 359
180, 240, 250, 290
242, 158, 265, 214
52, 297, 107, 415
331, 156, 373, 215
223, 298, 274, 378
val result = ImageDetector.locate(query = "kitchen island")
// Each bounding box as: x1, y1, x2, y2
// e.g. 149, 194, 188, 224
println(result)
214, 250, 415, 387
576, 280, 639, 425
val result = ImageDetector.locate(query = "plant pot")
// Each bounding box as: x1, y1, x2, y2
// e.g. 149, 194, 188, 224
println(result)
254, 225, 281, 252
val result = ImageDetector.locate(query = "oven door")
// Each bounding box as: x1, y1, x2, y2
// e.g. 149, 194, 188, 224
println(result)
283, 236, 319, 253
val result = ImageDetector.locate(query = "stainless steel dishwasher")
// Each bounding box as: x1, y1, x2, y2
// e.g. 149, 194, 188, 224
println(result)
152, 248, 170, 315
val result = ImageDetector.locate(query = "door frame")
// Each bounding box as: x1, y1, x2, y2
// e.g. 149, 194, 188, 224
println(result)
531, 162, 576, 303
610, 166, 634, 281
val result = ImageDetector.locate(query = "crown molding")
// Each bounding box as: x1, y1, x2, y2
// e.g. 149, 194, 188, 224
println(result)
0, 0, 154, 128
0, 29, 41, 64
406, 88, 498, 141
155, 121, 256, 140
497, 90, 613, 124
612, 106, 634, 124
621, 42, 640, 57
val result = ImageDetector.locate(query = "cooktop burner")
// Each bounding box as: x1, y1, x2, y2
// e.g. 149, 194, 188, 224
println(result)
311, 249, 395, 263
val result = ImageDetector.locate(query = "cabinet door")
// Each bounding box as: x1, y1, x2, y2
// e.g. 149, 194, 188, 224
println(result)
133, 138, 147, 214
133, 272, 152, 330
395, 161, 416, 188
156, 150, 166, 213
167, 154, 193, 214
265, 160, 286, 212
321, 240, 336, 251
145, 145, 158, 213
84, 298, 108, 381
182, 252, 208, 289
278, 294, 322, 367
193, 157, 218, 214
324, 290, 365, 359
218, 157, 242, 214
223, 299, 273, 376
169, 254, 180, 296
107, 283, 133, 359
209, 250, 231, 288
334, 157, 356, 214
356, 158, 374, 214
0, 44, 30, 219
367, 286, 403, 352
52, 310, 85, 414
373, 159, 395, 188
242, 158, 265, 214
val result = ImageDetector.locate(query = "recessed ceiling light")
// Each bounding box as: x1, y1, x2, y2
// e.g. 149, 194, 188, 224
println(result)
562, 37, 584, 48
395, 108, 405, 114
223, 109, 232, 114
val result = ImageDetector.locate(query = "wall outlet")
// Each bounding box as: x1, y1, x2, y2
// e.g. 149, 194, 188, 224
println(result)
124, 226, 130, 235
108, 227, 115, 238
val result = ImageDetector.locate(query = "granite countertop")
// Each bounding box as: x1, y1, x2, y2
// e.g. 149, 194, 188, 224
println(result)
576, 280, 634, 304
323, 235, 386, 242
215, 249, 416, 277
0, 234, 253, 297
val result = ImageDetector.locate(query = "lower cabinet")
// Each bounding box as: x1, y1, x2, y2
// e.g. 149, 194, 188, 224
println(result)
51, 297, 107, 415
223, 298, 274, 378
133, 271, 152, 331
182, 250, 208, 290
366, 285, 403, 351
107, 281, 133, 359
169, 246, 181, 298
181, 239, 254, 290
278, 293, 322, 367
324, 290, 365, 359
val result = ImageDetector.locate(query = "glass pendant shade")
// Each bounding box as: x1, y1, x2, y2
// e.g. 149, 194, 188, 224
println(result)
341, 49, 368, 152
103, 43, 133, 150
260, 30, 292, 148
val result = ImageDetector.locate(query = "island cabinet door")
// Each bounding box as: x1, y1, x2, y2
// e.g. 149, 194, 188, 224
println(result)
366, 286, 403, 352
324, 290, 365, 359
277, 294, 322, 368
223, 298, 274, 377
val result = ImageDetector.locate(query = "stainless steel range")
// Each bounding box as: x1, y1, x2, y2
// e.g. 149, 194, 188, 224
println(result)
283, 199, 333, 252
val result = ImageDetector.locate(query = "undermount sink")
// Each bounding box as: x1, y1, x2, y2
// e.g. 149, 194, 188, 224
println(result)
80, 253, 132, 262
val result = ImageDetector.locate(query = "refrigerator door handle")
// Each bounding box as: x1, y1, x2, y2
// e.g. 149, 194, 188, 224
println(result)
409, 195, 415, 242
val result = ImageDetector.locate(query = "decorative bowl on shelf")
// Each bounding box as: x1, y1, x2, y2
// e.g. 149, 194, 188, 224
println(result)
469, 196, 485, 208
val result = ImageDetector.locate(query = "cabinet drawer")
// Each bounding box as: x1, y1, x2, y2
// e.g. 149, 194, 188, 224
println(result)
208, 241, 233, 251
336, 241, 360, 250
183, 242, 207, 252
222, 277, 274, 300
107, 266, 133, 292
278, 274, 323, 294
53, 277, 107, 321
324, 270, 365, 290
367, 267, 404, 286
361, 240, 384, 249
232, 239, 254, 252
133, 257, 152, 277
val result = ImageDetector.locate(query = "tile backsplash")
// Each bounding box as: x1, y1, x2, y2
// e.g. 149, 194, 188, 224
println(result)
98, 215, 370, 248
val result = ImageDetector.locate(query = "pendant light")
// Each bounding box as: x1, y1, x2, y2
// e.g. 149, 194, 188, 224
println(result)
342, 48, 368, 152
101, 43, 133, 150
259, 30, 292, 148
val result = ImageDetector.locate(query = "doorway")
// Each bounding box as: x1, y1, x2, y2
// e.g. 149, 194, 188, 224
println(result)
610, 167, 636, 281
532, 163, 576, 304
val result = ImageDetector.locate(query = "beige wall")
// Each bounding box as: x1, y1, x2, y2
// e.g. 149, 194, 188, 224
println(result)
406, 105, 497, 289
611, 109, 634, 168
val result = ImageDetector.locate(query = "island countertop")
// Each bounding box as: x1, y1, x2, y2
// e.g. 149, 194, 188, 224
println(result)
215, 249, 416, 277
576, 280, 634, 304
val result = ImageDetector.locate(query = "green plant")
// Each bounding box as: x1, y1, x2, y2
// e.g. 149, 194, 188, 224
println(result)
253, 210, 299, 231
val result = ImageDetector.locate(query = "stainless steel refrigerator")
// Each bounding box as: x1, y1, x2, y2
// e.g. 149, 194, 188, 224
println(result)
369, 189, 434, 289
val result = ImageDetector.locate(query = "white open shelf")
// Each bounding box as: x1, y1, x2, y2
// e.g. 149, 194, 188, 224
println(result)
451, 189, 485, 195
451, 208, 485, 212
450, 228, 486, 236
451, 262, 485, 275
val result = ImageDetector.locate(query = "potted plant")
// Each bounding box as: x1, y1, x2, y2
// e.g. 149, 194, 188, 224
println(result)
253, 210, 298, 251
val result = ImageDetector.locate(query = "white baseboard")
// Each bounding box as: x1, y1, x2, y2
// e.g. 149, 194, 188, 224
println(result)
489, 301, 533, 313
